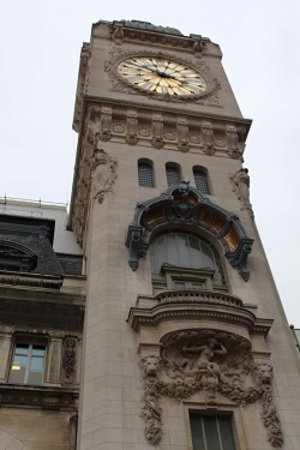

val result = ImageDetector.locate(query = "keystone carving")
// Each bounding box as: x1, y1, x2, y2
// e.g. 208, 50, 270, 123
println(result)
230, 168, 254, 219
139, 330, 284, 448
91, 148, 118, 204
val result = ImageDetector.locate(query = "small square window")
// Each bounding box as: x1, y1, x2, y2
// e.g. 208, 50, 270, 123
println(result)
9, 342, 46, 385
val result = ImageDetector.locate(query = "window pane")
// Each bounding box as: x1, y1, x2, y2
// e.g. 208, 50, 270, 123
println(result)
28, 370, 44, 384
32, 345, 46, 356
190, 414, 205, 450
30, 356, 44, 372
194, 168, 210, 194
138, 162, 154, 187
12, 355, 27, 368
15, 344, 29, 355
176, 234, 190, 267
150, 232, 225, 286
9, 366, 26, 383
166, 165, 180, 186
204, 416, 222, 450
218, 417, 235, 450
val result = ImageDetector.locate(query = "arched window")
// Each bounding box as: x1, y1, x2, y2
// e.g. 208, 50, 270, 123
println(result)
166, 163, 181, 187
138, 160, 155, 187
193, 167, 210, 194
0, 241, 37, 272
150, 232, 225, 293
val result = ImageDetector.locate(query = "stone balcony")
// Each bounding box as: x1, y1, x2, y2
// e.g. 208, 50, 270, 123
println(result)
127, 289, 273, 359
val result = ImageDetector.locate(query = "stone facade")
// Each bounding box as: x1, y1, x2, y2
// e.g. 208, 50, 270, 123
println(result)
0, 201, 84, 449
67, 20, 300, 450
1, 19, 300, 450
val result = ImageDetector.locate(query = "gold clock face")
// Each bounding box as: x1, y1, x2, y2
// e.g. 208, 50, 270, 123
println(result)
118, 57, 207, 96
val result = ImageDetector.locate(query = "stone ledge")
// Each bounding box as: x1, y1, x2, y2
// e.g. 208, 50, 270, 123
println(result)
0, 383, 79, 410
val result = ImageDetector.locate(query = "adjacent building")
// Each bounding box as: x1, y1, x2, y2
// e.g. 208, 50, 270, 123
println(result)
0, 19, 300, 450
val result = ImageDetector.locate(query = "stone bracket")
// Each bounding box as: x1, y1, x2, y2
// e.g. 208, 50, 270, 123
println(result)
125, 225, 149, 271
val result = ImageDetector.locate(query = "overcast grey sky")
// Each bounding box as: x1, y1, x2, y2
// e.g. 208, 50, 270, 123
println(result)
0, 0, 299, 323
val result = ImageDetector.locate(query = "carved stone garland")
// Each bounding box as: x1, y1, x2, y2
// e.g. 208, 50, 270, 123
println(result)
62, 337, 77, 380
139, 330, 283, 448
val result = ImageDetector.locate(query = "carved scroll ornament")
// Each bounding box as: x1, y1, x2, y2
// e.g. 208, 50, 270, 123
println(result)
139, 330, 283, 448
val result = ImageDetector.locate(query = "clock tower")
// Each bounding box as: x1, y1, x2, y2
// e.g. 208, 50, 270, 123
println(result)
70, 20, 300, 450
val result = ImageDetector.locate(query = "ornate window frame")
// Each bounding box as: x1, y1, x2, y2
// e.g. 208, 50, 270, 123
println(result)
126, 181, 253, 280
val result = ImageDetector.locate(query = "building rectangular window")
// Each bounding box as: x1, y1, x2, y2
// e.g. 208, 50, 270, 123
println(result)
9, 342, 46, 384
190, 413, 236, 450
138, 161, 155, 187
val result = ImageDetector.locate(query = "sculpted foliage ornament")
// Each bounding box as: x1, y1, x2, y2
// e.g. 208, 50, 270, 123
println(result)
62, 337, 77, 380
139, 330, 284, 448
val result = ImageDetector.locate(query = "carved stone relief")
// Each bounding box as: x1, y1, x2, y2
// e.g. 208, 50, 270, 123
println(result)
62, 337, 77, 381
110, 21, 207, 57
230, 168, 254, 219
139, 330, 283, 448
91, 148, 118, 204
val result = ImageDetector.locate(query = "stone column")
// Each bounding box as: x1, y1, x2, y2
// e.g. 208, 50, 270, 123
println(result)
45, 336, 63, 384
0, 327, 13, 381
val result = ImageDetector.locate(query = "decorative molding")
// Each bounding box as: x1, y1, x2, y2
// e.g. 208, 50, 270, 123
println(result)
104, 49, 220, 105
73, 43, 91, 132
110, 20, 208, 58
230, 168, 254, 219
138, 329, 283, 448
0, 271, 62, 289
126, 182, 254, 279
128, 289, 273, 336
69, 102, 251, 244
0, 383, 79, 410
62, 337, 77, 381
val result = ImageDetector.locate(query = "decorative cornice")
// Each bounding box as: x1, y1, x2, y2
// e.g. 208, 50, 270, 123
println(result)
0, 271, 63, 289
110, 20, 210, 57
0, 383, 79, 410
73, 43, 91, 133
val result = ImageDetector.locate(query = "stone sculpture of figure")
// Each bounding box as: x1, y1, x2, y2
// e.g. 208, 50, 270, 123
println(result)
231, 168, 253, 218
182, 338, 227, 368
91, 148, 118, 204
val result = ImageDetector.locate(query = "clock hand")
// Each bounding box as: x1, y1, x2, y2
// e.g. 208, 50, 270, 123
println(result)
126, 61, 159, 75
